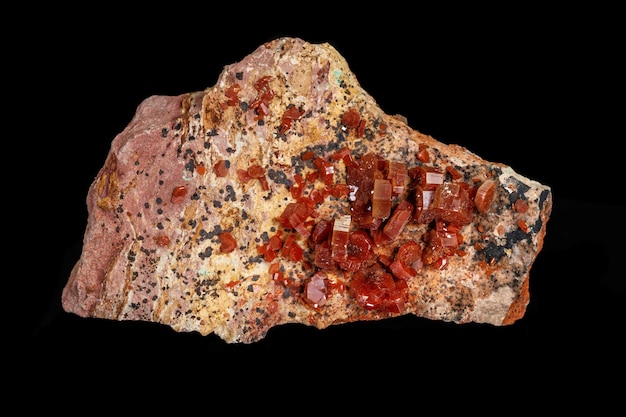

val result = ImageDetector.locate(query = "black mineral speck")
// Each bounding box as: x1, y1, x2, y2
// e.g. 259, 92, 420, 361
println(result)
161, 128, 168, 137
199, 246, 213, 260
291, 155, 306, 174
509, 176, 530, 198
530, 217, 543, 234
539, 189, 550, 209
268, 169, 292, 188
351, 140, 369, 157
208, 225, 222, 238
506, 228, 530, 245
225, 185, 236, 202
477, 241, 507, 263
248, 255, 263, 264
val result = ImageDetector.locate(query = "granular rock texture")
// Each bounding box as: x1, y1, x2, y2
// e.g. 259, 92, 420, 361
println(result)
62, 37, 552, 343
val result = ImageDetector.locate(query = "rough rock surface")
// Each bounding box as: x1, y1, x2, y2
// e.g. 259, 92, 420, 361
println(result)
62, 37, 552, 344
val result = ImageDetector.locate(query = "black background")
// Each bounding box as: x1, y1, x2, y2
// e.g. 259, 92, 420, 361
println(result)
14, 5, 623, 407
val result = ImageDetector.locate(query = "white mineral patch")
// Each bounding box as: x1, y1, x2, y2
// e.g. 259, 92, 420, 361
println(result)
470, 286, 515, 325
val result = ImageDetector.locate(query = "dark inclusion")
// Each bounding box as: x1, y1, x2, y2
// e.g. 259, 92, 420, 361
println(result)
198, 225, 223, 242
198, 247, 213, 260
267, 169, 292, 188
225, 185, 236, 202
474, 227, 532, 264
